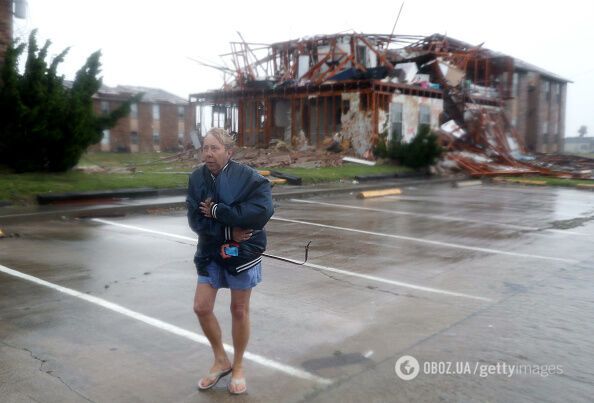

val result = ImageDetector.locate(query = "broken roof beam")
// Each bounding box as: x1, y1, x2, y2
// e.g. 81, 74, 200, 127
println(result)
357, 35, 395, 72
314, 53, 354, 85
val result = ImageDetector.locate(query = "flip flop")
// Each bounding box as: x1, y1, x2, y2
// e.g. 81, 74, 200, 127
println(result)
197, 367, 233, 390
228, 377, 247, 395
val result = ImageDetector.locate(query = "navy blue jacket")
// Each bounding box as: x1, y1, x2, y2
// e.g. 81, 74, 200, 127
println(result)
186, 160, 274, 276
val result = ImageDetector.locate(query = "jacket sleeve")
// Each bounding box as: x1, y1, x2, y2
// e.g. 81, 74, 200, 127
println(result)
186, 175, 232, 241
209, 178, 274, 229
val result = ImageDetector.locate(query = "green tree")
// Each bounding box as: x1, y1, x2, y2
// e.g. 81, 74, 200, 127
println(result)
0, 30, 140, 172
388, 125, 443, 169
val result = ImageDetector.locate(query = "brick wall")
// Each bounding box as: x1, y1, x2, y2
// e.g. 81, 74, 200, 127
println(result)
159, 103, 178, 151
506, 69, 567, 154
185, 104, 195, 146
86, 98, 191, 153
109, 101, 131, 152
138, 102, 153, 152
558, 83, 567, 152
0, 0, 11, 67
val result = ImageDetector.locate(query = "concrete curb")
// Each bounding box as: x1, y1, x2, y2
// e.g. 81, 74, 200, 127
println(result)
0, 177, 462, 225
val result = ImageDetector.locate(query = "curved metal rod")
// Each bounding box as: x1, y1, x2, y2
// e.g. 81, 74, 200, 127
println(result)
263, 241, 311, 265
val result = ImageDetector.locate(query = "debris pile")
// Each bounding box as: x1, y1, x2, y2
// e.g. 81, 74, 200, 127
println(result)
129, 144, 350, 170
232, 146, 347, 168
530, 154, 594, 178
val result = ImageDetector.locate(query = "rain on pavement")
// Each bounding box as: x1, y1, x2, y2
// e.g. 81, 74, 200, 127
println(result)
1, 183, 594, 402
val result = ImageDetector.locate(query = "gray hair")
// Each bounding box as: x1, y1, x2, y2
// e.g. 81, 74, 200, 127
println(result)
204, 128, 235, 150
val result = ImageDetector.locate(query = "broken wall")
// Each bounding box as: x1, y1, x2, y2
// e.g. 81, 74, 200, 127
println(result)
385, 94, 443, 142
340, 92, 374, 156
273, 99, 291, 143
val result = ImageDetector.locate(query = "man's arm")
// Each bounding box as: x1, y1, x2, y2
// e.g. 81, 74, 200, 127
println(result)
208, 178, 274, 229
186, 175, 231, 241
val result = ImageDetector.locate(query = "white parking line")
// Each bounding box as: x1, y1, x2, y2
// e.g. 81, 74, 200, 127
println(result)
271, 217, 579, 264
290, 198, 589, 236
0, 263, 332, 385
91, 218, 492, 301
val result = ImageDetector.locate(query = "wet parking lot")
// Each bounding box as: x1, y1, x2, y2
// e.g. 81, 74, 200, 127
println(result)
1, 183, 594, 402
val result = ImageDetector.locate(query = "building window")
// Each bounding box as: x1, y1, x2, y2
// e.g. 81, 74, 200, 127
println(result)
419, 104, 431, 131
101, 101, 109, 114
130, 103, 138, 119
542, 121, 548, 135
177, 106, 185, 119
556, 84, 561, 102
390, 102, 403, 141
101, 129, 110, 145
152, 104, 160, 120
153, 130, 160, 145
542, 80, 550, 101
178, 132, 184, 140
130, 131, 139, 145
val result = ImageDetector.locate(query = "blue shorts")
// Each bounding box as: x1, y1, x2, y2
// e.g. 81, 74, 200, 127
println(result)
198, 260, 262, 290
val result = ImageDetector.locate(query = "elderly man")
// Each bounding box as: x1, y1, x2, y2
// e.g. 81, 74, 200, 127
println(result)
186, 128, 274, 395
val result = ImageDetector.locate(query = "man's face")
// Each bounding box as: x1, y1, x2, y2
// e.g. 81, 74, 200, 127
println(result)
202, 134, 232, 175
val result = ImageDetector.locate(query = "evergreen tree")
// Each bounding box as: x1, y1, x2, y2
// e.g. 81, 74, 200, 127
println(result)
388, 125, 443, 169
0, 30, 140, 172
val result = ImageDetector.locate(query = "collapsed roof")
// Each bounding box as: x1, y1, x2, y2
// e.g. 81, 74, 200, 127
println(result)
192, 33, 578, 177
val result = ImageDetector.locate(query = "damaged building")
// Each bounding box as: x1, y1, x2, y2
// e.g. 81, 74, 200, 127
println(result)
190, 33, 569, 163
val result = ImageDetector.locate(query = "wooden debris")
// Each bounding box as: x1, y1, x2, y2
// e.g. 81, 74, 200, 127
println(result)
453, 180, 482, 188
357, 188, 402, 199
343, 156, 376, 166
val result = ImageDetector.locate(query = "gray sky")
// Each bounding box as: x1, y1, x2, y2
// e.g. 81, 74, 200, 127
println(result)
13, 0, 594, 138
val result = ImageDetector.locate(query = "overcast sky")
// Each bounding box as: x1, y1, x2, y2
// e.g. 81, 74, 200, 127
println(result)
12, 0, 594, 138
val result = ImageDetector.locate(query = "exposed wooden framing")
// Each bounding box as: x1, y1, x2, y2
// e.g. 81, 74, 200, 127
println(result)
357, 35, 394, 72
316, 95, 320, 145
323, 95, 329, 138
264, 98, 272, 146
191, 33, 524, 156
290, 98, 296, 143
238, 100, 244, 147
299, 97, 304, 139
300, 52, 331, 81
314, 53, 353, 85
331, 95, 336, 134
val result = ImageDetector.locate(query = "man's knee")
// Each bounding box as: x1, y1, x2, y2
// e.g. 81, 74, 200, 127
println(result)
194, 302, 214, 318
230, 302, 249, 320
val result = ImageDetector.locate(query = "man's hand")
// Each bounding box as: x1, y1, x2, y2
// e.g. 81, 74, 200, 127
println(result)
199, 198, 214, 217
232, 227, 253, 242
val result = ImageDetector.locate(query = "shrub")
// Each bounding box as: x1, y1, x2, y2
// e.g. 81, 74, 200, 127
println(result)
387, 125, 443, 169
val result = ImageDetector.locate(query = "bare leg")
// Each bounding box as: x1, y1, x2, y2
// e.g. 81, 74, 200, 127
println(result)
193, 283, 231, 387
229, 288, 252, 393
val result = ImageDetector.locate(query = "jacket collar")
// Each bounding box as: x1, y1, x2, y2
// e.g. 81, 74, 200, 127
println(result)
209, 160, 232, 181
